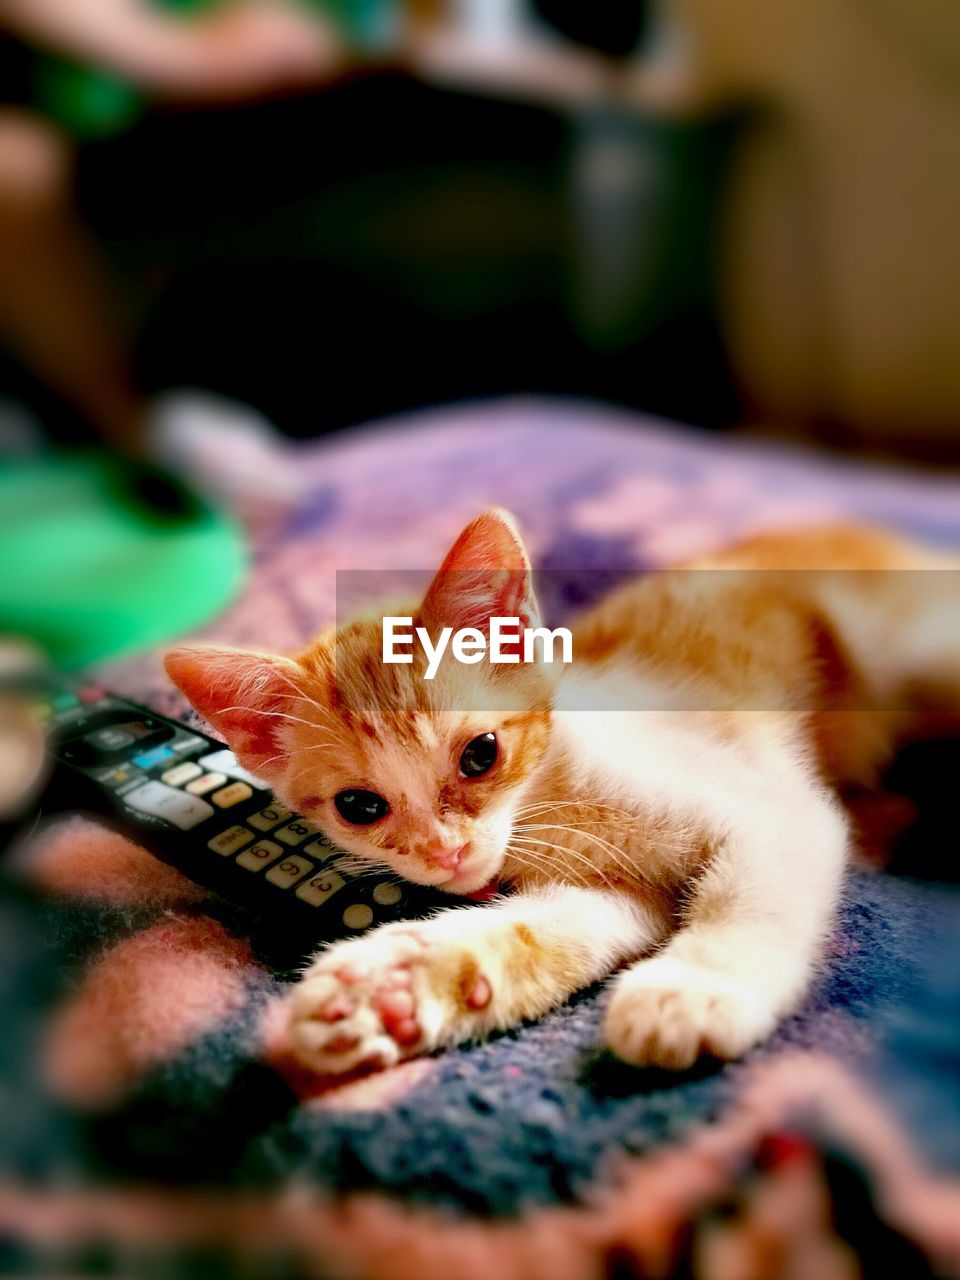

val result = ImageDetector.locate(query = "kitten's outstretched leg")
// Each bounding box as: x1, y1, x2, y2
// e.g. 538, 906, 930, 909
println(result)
605, 781, 848, 1069
286, 886, 662, 1074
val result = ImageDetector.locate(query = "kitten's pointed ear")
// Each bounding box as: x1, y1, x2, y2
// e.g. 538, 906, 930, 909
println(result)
419, 509, 541, 635
164, 646, 302, 776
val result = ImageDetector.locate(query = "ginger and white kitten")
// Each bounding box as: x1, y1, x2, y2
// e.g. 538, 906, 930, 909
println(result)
166, 512, 960, 1074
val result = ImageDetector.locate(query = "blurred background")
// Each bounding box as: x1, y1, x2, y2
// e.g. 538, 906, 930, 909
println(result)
0, 0, 955, 465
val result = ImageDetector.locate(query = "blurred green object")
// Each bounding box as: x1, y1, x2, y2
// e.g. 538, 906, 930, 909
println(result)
33, 0, 213, 138
33, 63, 142, 140
319, 0, 397, 48
33, 0, 395, 138
0, 452, 247, 670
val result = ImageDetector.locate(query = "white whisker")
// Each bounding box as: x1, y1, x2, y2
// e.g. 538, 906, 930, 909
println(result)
503, 845, 590, 890
510, 833, 615, 889
513, 799, 638, 822
514, 821, 645, 882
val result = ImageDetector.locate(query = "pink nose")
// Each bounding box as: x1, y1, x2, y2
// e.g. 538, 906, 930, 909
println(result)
429, 844, 466, 871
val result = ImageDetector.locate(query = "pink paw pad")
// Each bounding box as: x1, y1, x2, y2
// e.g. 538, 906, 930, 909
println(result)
466, 975, 492, 1010
373, 965, 422, 1046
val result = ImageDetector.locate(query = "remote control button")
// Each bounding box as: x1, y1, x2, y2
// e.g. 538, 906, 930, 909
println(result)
125, 781, 214, 830
342, 903, 374, 931
295, 871, 346, 907
198, 750, 268, 789
78, 685, 106, 703
90, 727, 135, 752
171, 734, 206, 754
93, 764, 140, 789
51, 692, 78, 711
162, 761, 203, 787
303, 837, 339, 863
212, 781, 253, 809
249, 805, 291, 831
132, 745, 176, 770
275, 820, 316, 847
372, 882, 402, 907
237, 839, 284, 871
198, 749, 236, 772
186, 771, 227, 796
208, 825, 254, 856
265, 855, 314, 888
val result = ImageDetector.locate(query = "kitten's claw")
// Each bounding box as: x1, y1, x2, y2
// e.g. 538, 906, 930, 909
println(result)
604, 957, 773, 1070
286, 926, 490, 1075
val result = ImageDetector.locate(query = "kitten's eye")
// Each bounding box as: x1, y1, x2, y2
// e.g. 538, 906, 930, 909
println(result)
334, 789, 389, 825
459, 733, 498, 778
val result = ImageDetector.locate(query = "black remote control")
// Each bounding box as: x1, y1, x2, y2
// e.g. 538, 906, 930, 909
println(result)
17, 675, 457, 964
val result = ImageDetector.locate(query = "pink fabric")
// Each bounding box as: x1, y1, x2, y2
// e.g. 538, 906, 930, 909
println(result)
28, 817, 207, 907
44, 915, 259, 1107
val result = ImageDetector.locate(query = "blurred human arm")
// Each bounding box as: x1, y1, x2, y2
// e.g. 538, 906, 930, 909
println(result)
0, 0, 345, 102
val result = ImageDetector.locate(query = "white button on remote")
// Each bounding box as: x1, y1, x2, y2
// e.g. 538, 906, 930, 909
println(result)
199, 750, 268, 789
342, 902, 374, 930
186, 771, 227, 796
249, 805, 291, 832
125, 781, 214, 830
212, 781, 253, 809
295, 871, 345, 907
372, 882, 402, 907
162, 762, 203, 787
237, 839, 284, 872
275, 820, 314, 846
303, 837, 338, 863
208, 825, 254, 856
265, 855, 313, 888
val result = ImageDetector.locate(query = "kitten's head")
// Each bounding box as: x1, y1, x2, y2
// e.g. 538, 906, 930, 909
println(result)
165, 510, 553, 895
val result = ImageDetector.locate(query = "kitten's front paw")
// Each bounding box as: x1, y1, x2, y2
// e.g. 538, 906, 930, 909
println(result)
286, 926, 492, 1075
604, 957, 773, 1070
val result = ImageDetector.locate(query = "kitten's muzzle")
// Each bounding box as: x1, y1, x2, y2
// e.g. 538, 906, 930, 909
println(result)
424, 843, 467, 872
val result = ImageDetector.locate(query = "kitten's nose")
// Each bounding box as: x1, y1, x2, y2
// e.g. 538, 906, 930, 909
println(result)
428, 843, 466, 871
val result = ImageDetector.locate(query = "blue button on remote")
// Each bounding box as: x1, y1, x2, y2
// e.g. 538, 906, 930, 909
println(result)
132, 745, 176, 769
